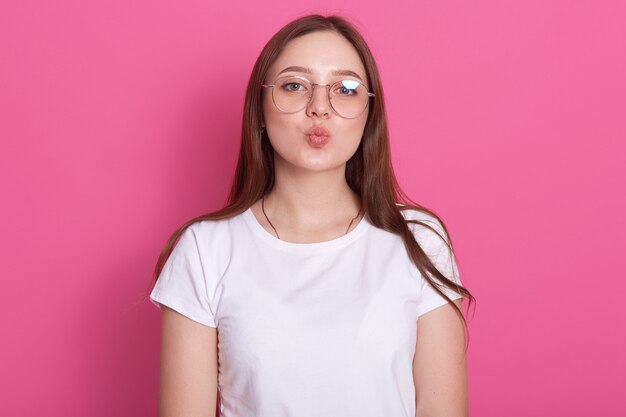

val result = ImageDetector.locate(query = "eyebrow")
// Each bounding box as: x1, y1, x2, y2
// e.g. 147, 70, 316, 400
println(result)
277, 65, 364, 82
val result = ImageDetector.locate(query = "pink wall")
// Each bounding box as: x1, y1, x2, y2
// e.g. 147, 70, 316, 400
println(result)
1, 1, 624, 415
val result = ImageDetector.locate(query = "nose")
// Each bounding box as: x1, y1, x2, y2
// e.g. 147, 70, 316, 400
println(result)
306, 84, 331, 118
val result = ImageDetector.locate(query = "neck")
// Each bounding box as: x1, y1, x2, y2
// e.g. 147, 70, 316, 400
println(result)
264, 160, 361, 230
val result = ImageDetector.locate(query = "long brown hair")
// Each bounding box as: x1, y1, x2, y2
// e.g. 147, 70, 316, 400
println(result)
148, 14, 475, 349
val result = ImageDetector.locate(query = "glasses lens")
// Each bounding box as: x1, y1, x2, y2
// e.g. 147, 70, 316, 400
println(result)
270, 76, 371, 118
329, 80, 370, 118
272, 76, 311, 113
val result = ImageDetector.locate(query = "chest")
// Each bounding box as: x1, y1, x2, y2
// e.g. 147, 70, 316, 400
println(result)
213, 240, 420, 374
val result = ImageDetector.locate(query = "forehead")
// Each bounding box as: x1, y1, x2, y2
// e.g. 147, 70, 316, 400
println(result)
266, 31, 367, 82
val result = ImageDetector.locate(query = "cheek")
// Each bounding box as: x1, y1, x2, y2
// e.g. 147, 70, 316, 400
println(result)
262, 94, 288, 128
344, 117, 367, 144
263, 114, 298, 154
342, 118, 367, 154
261, 94, 272, 124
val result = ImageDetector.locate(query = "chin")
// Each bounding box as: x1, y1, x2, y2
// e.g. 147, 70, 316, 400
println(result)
299, 158, 348, 172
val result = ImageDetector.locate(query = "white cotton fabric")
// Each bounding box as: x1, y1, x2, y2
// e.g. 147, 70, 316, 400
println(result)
150, 205, 463, 417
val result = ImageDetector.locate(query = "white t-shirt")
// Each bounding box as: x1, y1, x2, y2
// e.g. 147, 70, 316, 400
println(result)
150, 206, 463, 417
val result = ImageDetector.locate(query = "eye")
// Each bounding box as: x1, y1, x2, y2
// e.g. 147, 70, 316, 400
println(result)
337, 86, 355, 95
279, 79, 310, 93
335, 80, 360, 96
283, 82, 302, 91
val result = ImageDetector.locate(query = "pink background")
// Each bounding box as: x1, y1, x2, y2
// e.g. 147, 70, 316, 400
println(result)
1, 1, 624, 416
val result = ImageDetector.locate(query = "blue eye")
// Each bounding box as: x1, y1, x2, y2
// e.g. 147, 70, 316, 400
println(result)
281, 82, 308, 93
336, 80, 360, 96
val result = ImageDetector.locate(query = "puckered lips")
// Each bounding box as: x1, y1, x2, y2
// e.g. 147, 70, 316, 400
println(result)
306, 125, 330, 147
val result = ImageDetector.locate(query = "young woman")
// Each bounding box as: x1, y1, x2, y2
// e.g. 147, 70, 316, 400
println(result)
149, 14, 474, 417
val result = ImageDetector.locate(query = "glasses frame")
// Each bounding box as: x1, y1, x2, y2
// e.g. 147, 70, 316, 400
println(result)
261, 75, 375, 119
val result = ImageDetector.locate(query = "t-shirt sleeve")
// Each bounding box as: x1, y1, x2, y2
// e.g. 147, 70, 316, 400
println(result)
149, 225, 217, 328
409, 213, 464, 318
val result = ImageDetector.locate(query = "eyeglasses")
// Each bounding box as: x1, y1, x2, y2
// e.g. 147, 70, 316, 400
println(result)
261, 75, 375, 119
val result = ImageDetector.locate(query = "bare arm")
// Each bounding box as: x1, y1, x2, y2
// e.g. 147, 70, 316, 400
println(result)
413, 298, 468, 417
158, 306, 219, 417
